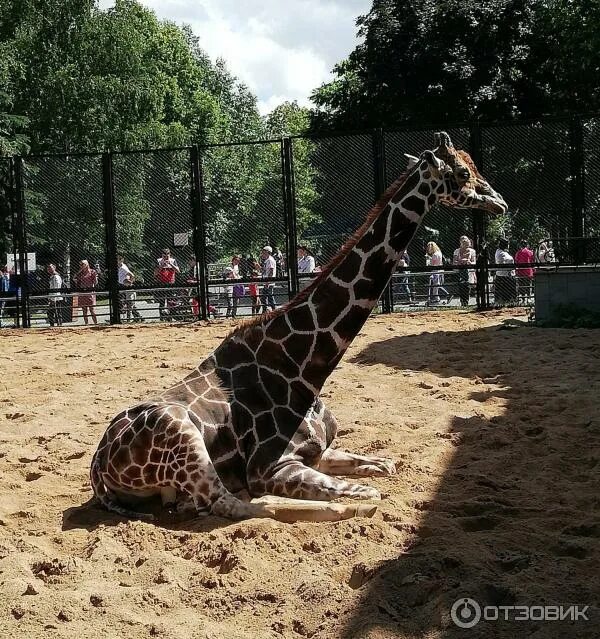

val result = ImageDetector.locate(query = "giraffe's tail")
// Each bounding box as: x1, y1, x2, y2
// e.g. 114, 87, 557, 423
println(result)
90, 453, 154, 522
211, 493, 377, 523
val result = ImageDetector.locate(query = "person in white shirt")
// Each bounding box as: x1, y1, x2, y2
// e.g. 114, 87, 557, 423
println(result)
117, 255, 143, 322
425, 241, 449, 304
297, 246, 315, 274
297, 245, 315, 291
453, 235, 477, 306
46, 263, 63, 326
494, 238, 517, 303
260, 245, 277, 313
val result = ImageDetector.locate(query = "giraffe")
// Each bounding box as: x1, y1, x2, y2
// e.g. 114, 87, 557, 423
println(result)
90, 132, 507, 522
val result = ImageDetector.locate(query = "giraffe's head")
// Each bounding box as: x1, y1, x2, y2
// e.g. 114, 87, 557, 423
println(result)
405, 131, 507, 215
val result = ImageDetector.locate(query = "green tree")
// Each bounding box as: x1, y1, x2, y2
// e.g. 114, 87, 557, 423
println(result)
264, 102, 320, 252
311, 0, 600, 130
0, 0, 276, 278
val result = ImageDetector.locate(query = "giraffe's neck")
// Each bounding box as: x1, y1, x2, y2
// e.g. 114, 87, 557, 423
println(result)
280, 165, 435, 392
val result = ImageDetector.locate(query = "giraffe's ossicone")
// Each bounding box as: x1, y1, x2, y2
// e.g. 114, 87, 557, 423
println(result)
90, 133, 507, 523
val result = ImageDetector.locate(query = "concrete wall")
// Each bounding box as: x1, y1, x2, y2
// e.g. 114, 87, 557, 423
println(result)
535, 267, 600, 320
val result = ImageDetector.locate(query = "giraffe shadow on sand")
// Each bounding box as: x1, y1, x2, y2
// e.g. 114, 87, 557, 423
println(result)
341, 321, 600, 639
62, 496, 235, 533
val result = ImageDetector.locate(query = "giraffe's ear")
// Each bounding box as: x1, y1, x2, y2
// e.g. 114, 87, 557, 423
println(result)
422, 150, 443, 177
404, 153, 420, 170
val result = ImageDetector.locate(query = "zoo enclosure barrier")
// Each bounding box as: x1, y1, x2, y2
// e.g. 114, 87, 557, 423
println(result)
1, 115, 600, 328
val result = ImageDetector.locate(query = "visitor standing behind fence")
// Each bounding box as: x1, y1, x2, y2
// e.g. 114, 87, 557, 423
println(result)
117, 255, 143, 322
0, 265, 10, 328
272, 246, 285, 276
243, 256, 261, 315
225, 255, 243, 319
297, 245, 316, 291
494, 238, 517, 304
397, 250, 413, 303
537, 241, 556, 264
426, 242, 449, 305
74, 260, 98, 325
154, 248, 180, 319
453, 235, 476, 307
260, 245, 277, 313
46, 263, 63, 326
515, 240, 535, 302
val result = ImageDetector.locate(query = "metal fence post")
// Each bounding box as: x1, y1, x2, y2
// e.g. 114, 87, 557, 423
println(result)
190, 145, 208, 321
569, 117, 585, 263
13, 156, 30, 327
282, 137, 299, 298
102, 152, 120, 324
372, 128, 393, 313
469, 123, 491, 310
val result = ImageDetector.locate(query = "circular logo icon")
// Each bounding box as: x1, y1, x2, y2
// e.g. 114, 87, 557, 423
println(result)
451, 598, 481, 628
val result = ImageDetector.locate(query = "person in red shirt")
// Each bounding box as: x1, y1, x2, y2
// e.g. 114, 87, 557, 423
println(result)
514, 240, 535, 302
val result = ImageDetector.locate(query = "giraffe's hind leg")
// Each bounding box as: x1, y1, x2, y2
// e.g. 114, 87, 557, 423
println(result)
90, 453, 155, 521
316, 448, 396, 477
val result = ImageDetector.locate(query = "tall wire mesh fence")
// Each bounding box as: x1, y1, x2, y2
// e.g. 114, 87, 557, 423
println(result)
21, 154, 108, 326
2, 116, 599, 328
294, 134, 376, 269
201, 141, 288, 318
583, 117, 600, 261
0, 157, 18, 327
113, 149, 194, 323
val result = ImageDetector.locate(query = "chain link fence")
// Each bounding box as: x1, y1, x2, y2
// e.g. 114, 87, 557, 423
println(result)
294, 133, 376, 268
0, 157, 18, 327
202, 140, 288, 318
113, 148, 194, 323
20, 153, 108, 326
2, 116, 599, 328
583, 117, 600, 260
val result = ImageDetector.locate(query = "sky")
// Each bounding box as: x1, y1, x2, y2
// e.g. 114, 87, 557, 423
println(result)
97, 0, 370, 115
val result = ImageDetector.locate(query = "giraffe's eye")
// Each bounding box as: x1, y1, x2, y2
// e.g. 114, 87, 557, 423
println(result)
457, 168, 470, 180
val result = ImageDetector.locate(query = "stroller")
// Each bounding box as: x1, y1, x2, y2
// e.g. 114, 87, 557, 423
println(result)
165, 288, 221, 321
164, 289, 196, 321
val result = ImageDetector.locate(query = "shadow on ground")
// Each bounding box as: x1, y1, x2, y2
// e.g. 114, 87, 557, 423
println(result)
62, 497, 232, 534
341, 322, 600, 638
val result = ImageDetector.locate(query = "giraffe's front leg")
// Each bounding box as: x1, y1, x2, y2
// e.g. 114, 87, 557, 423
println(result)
316, 448, 396, 477
252, 460, 381, 502
316, 401, 396, 476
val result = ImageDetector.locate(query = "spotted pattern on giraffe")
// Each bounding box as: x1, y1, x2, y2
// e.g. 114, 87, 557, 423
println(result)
90, 136, 507, 522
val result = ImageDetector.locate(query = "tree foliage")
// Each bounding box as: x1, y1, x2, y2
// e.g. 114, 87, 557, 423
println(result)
309, 0, 600, 257
311, 0, 600, 131
0, 0, 319, 275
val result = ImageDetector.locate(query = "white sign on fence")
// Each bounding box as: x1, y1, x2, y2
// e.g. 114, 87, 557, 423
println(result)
6, 252, 37, 273
173, 232, 192, 247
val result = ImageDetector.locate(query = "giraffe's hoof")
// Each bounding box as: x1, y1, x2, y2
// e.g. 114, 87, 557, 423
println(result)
355, 459, 396, 476
349, 485, 381, 500
375, 457, 397, 475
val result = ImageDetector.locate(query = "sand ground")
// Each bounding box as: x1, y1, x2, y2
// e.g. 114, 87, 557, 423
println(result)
0, 310, 599, 639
